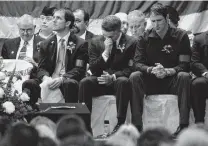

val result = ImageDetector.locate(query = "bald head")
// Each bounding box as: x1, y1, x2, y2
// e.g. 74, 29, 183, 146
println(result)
115, 12, 128, 34
17, 14, 35, 41
128, 10, 146, 38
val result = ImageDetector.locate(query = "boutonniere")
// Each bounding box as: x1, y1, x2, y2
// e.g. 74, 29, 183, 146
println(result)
66, 41, 76, 54
161, 44, 173, 54
117, 44, 125, 53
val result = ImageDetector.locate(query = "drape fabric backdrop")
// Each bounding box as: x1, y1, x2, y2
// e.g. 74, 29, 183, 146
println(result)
0, 1, 208, 39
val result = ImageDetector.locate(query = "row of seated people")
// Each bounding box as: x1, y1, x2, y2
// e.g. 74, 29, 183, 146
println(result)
0, 3, 207, 138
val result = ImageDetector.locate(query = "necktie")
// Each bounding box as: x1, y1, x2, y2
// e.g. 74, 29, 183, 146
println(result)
52, 39, 65, 78
18, 41, 28, 59
108, 41, 117, 64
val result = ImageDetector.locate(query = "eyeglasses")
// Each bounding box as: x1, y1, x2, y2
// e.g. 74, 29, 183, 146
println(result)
19, 28, 34, 33
40, 15, 53, 21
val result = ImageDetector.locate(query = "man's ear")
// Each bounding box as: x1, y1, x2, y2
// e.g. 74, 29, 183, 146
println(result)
84, 21, 89, 27
66, 21, 71, 28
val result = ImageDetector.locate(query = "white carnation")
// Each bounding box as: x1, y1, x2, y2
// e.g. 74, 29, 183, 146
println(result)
0, 87, 4, 98
19, 92, 30, 102
2, 101, 15, 114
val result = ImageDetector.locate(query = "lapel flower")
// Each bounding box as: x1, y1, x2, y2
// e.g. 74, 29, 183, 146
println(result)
161, 44, 173, 54
117, 43, 125, 53
66, 41, 76, 54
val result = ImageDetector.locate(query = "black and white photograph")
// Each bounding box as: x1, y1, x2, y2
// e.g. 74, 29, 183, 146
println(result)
0, 1, 208, 146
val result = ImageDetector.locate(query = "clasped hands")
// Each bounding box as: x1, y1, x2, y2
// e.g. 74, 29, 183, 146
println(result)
148, 63, 176, 79
97, 71, 114, 85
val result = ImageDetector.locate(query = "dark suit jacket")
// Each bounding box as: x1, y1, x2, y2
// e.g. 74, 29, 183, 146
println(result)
37, 33, 88, 81
1, 34, 44, 63
134, 27, 191, 73
191, 31, 208, 77
89, 33, 137, 77
85, 30, 96, 41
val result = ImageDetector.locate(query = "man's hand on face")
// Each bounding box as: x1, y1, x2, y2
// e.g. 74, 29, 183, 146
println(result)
24, 57, 37, 67
104, 38, 113, 53
151, 63, 167, 79
97, 71, 113, 85
48, 77, 63, 90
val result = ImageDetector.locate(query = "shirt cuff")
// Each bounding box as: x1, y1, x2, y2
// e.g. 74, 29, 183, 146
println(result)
112, 74, 116, 81
202, 72, 208, 77
102, 51, 109, 62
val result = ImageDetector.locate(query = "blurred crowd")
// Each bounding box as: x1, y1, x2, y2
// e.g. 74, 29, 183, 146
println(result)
1, 115, 208, 146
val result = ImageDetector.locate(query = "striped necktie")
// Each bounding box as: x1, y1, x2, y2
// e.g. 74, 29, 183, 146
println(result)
18, 41, 28, 59
52, 39, 65, 78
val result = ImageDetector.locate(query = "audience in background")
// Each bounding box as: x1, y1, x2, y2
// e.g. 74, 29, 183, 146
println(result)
114, 12, 129, 34
30, 116, 57, 134
106, 124, 140, 146
138, 127, 174, 146
175, 127, 208, 146
127, 10, 146, 38
56, 114, 87, 140
38, 137, 57, 146
38, 6, 57, 39
5, 122, 39, 146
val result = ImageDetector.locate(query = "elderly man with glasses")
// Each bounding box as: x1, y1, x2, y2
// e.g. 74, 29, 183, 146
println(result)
1, 14, 44, 66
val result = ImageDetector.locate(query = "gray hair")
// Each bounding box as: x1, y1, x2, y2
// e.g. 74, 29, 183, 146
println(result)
128, 10, 146, 22
17, 14, 34, 26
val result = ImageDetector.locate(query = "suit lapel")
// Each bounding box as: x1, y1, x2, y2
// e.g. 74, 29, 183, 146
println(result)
118, 33, 128, 51
13, 37, 21, 58
65, 33, 76, 70
49, 35, 57, 66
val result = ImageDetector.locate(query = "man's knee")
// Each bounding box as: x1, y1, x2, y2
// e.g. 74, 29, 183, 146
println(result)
192, 77, 208, 89
79, 76, 96, 87
129, 71, 143, 82
22, 79, 39, 88
63, 78, 78, 88
115, 77, 129, 85
177, 72, 190, 80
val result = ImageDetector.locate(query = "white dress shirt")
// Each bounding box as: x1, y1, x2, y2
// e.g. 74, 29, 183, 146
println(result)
54, 31, 71, 77
17, 36, 34, 59
80, 31, 86, 40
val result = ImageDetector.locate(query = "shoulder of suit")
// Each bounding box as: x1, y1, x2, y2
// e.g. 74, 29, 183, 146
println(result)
90, 35, 103, 43
193, 31, 207, 41
125, 34, 138, 43
3, 37, 20, 46
170, 27, 189, 39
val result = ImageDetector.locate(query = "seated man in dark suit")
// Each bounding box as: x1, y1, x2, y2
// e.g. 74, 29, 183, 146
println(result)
1, 14, 44, 66
73, 9, 95, 41
78, 15, 137, 136
23, 8, 88, 104
191, 31, 208, 124
129, 3, 191, 136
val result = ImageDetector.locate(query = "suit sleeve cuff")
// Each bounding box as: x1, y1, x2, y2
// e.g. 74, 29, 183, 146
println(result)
112, 74, 116, 81
202, 72, 208, 77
